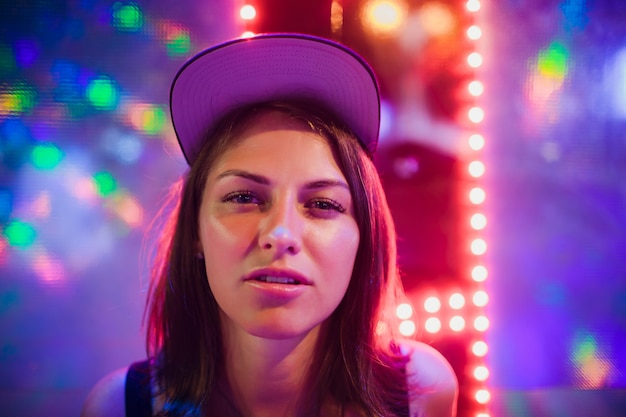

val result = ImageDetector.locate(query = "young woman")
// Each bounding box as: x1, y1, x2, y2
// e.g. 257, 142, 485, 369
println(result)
82, 34, 458, 417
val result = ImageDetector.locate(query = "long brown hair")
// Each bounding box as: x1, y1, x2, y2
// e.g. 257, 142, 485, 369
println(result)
145, 100, 409, 416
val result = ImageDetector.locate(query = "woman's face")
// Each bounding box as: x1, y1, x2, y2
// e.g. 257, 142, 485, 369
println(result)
198, 111, 360, 340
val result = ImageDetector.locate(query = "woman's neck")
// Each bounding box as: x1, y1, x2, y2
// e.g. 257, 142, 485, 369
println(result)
221, 324, 322, 417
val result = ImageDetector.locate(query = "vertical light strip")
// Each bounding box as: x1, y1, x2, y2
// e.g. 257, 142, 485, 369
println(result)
465, 0, 490, 416
239, 2, 257, 37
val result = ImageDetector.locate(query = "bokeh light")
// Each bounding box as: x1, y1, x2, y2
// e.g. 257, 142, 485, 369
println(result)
92, 171, 118, 197
399, 319, 416, 336
112, 2, 144, 32
470, 213, 487, 230
424, 296, 442, 313
472, 340, 488, 357
240, 5, 256, 20
475, 388, 490, 404
449, 315, 466, 332
31, 143, 64, 170
470, 238, 487, 255
474, 315, 490, 332
86, 76, 119, 110
537, 41, 569, 81
474, 365, 489, 381
361, 0, 408, 36
469, 187, 486, 204
166, 27, 191, 57
449, 293, 466, 309
424, 317, 442, 333
395, 302, 413, 320
471, 265, 488, 282
128, 103, 166, 135
0, 82, 36, 115
3, 220, 36, 248
472, 290, 489, 307
468, 133, 485, 150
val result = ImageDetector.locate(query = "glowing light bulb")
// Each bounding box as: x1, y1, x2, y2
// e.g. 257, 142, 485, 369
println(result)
475, 388, 490, 404
472, 340, 488, 356
466, 0, 481, 12
361, 0, 407, 35
474, 365, 489, 381
468, 160, 485, 177
473, 290, 489, 307
449, 293, 465, 309
468, 80, 484, 97
470, 213, 487, 230
240, 5, 256, 20
468, 106, 485, 123
467, 25, 482, 40
467, 52, 483, 68
449, 315, 465, 332
396, 302, 413, 320
474, 315, 490, 331
424, 317, 441, 333
471, 238, 487, 255
469, 187, 486, 205
469, 133, 485, 150
424, 296, 441, 313
471, 265, 488, 282
399, 320, 416, 336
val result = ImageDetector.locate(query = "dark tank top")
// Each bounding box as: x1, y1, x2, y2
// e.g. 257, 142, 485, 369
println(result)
124, 360, 410, 416
125, 360, 153, 417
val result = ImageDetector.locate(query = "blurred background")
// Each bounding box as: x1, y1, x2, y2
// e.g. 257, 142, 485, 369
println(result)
1, 0, 625, 416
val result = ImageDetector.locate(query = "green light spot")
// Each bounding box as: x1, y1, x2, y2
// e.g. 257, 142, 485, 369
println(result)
537, 41, 569, 80
112, 2, 143, 32
572, 332, 597, 365
0, 83, 36, 115
32, 143, 64, 170
142, 105, 165, 134
4, 220, 36, 248
93, 172, 117, 197
0, 43, 17, 75
167, 31, 191, 57
86, 76, 118, 110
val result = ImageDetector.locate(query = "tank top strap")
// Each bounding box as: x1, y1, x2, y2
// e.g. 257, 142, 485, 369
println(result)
125, 360, 153, 417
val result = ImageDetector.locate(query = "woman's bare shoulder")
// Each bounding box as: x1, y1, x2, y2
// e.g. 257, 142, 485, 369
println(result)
81, 367, 128, 417
398, 338, 459, 417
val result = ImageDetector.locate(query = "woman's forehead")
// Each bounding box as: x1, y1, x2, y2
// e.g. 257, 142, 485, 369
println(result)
201, 116, 348, 188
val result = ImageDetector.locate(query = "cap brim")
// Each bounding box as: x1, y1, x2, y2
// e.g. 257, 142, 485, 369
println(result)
170, 33, 380, 165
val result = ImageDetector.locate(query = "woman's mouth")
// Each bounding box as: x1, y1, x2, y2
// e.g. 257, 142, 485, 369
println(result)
254, 275, 301, 285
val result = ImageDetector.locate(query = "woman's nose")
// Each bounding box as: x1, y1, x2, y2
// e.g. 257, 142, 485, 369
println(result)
258, 203, 302, 256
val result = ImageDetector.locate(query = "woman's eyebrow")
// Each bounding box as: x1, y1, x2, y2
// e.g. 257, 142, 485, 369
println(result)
215, 169, 270, 185
304, 179, 350, 191
215, 170, 349, 191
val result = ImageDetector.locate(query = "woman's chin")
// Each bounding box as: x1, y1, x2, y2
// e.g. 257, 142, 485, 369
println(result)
244, 319, 320, 341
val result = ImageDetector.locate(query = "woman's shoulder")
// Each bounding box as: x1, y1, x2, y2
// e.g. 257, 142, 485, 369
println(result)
397, 338, 459, 417
81, 366, 128, 417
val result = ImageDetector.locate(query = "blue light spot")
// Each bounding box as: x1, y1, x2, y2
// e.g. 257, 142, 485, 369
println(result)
560, 0, 589, 32
14, 39, 39, 68
0, 189, 12, 222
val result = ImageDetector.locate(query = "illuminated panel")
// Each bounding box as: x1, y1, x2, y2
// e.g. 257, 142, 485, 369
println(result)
463, 0, 490, 415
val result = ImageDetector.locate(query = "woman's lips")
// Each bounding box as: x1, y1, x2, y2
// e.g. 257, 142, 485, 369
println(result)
243, 268, 311, 300
253, 275, 301, 284
243, 267, 312, 286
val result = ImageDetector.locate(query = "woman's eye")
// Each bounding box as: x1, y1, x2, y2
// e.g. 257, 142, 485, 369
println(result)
223, 191, 261, 205
308, 198, 345, 213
